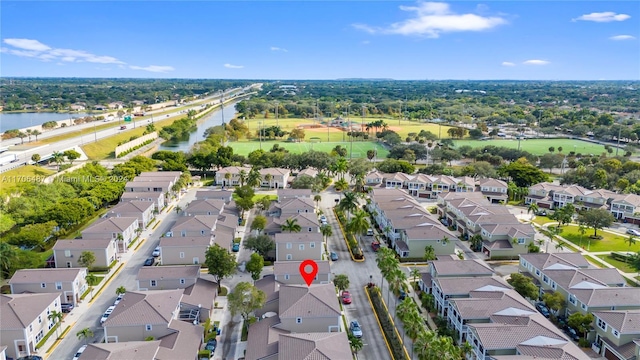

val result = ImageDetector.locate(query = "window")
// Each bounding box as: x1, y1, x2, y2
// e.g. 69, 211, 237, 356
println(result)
146, 324, 152, 331
56, 282, 62, 290
569, 295, 577, 305
286, 254, 292, 260
535, 269, 540, 276
543, 275, 549, 284
551, 282, 557, 290
180, 252, 185, 258
38, 315, 42, 324
29, 324, 33, 332
581, 303, 587, 310
201, 230, 205, 235
310, 242, 315, 248
518, 238, 525, 244
296, 317, 302, 324
299, 244, 305, 250
180, 279, 185, 285
181, 231, 187, 237
597, 318, 607, 331
308, 227, 312, 232
41, 283, 46, 288
66, 262, 72, 268
612, 330, 620, 338
150, 280, 157, 287
284, 274, 290, 280
193, 257, 199, 265
64, 250, 71, 257
286, 243, 292, 249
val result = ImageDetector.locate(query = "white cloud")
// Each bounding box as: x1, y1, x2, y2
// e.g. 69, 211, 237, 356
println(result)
572, 12, 630, 22
609, 35, 636, 41
270, 46, 288, 52
523, 59, 550, 65
1, 37, 173, 72
224, 63, 244, 69
3, 38, 51, 51
352, 2, 507, 38
362, 40, 371, 45
502, 61, 515, 66
129, 65, 175, 73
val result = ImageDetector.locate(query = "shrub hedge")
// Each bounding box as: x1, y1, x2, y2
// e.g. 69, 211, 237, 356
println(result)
367, 287, 408, 360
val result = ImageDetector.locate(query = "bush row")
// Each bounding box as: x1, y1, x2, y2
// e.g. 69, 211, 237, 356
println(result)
116, 139, 154, 158
367, 286, 408, 360
334, 209, 364, 260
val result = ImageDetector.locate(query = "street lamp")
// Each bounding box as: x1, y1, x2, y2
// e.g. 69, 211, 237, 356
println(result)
275, 101, 279, 127
258, 122, 262, 150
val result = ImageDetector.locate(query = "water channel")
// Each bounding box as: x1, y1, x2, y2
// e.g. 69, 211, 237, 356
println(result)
0, 112, 96, 132
157, 101, 239, 153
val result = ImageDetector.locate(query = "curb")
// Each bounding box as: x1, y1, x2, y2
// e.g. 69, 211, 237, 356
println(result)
363, 286, 396, 360
377, 288, 412, 360
334, 209, 365, 262
89, 263, 125, 304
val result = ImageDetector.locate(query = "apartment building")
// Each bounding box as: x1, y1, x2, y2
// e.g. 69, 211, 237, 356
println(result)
104, 200, 155, 230
592, 310, 640, 360
273, 260, 330, 285
9, 268, 87, 307
82, 217, 139, 252
53, 238, 118, 269
274, 232, 323, 261
214, 166, 252, 186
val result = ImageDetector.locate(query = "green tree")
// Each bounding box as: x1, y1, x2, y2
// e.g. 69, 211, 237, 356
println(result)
498, 158, 550, 187
205, 244, 237, 286
63, 149, 81, 164
281, 217, 301, 233
577, 208, 615, 237
507, 273, 539, 300
250, 215, 267, 234
246, 253, 264, 281
0, 242, 19, 278
313, 194, 322, 208
346, 210, 370, 242
228, 282, 266, 333
320, 224, 333, 242
243, 234, 275, 257
337, 191, 359, 218
234, 186, 255, 219
76, 328, 94, 345
334, 274, 350, 291
85, 273, 98, 298
77, 251, 96, 269
48, 310, 64, 339
568, 313, 594, 338
31, 153, 41, 164
423, 245, 436, 261
348, 333, 364, 355
542, 292, 565, 315
527, 203, 539, 219
624, 235, 637, 254
115, 286, 126, 296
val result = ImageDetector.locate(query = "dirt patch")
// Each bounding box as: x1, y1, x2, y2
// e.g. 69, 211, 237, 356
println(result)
386, 126, 403, 132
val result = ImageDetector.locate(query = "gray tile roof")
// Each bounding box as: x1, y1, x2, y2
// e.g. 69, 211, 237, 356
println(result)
520, 253, 591, 270
478, 178, 508, 188
469, 313, 568, 351
104, 290, 182, 327
159, 236, 211, 247
434, 276, 511, 295
255, 275, 280, 303
1, 293, 60, 329
404, 224, 458, 240
600, 336, 638, 360
272, 197, 315, 212
171, 215, 217, 232
296, 169, 318, 178
542, 268, 625, 290
156, 319, 204, 360
245, 315, 286, 360
184, 199, 225, 215
431, 259, 494, 277
278, 332, 352, 360
9, 268, 85, 284
194, 189, 233, 201
138, 171, 183, 178
78, 341, 160, 360
278, 284, 341, 319
274, 260, 330, 276
571, 287, 640, 307
136, 265, 200, 281
592, 310, 640, 334
106, 200, 155, 215
216, 166, 252, 175
53, 238, 114, 250
370, 187, 407, 197
274, 232, 323, 244
84, 217, 138, 233
259, 167, 290, 176
121, 191, 163, 201
181, 278, 217, 310
277, 188, 312, 199
450, 289, 535, 320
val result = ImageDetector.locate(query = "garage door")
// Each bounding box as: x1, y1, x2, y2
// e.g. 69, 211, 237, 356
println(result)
604, 347, 622, 360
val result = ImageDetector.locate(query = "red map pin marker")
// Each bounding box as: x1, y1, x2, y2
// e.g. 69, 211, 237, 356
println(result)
299, 259, 319, 287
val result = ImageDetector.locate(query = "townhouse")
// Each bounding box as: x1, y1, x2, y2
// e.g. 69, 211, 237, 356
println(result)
120, 191, 165, 211
124, 179, 174, 194
273, 260, 331, 285
274, 232, 323, 261
194, 189, 234, 203
432, 275, 513, 317
1, 293, 62, 360
104, 200, 155, 230
214, 166, 252, 186
182, 199, 225, 216
9, 268, 87, 307
159, 236, 213, 265
295, 167, 318, 179
438, 192, 535, 258
168, 215, 216, 238
264, 213, 320, 236
592, 310, 640, 360
419, 259, 494, 294
477, 178, 509, 204
611, 194, 640, 222
267, 197, 315, 218
259, 168, 290, 189
82, 217, 139, 252
53, 238, 118, 269
277, 188, 312, 202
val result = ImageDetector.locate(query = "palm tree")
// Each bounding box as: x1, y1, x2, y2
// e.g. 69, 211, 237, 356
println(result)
85, 273, 98, 299
77, 328, 94, 345
48, 310, 64, 339
320, 224, 332, 242
116, 286, 126, 296
555, 240, 567, 251
346, 210, 370, 243
224, 172, 232, 186
414, 330, 436, 360
32, 129, 41, 141
175, 205, 182, 215
625, 235, 637, 250
51, 151, 64, 171
410, 268, 421, 287
578, 223, 587, 248
469, 234, 483, 252
264, 173, 273, 188
239, 170, 248, 186
281, 218, 301, 233
333, 178, 349, 192
25, 129, 33, 142
389, 269, 408, 322
247, 168, 261, 189
17, 131, 26, 144
348, 333, 363, 355
313, 194, 322, 208
0, 242, 18, 278
376, 248, 399, 305
334, 157, 349, 180
338, 191, 359, 219
405, 315, 425, 358
423, 245, 436, 261
527, 203, 539, 220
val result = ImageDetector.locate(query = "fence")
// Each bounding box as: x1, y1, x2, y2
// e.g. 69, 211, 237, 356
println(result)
115, 132, 158, 158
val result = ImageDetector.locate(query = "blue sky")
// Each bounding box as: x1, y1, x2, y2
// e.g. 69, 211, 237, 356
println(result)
1, 1, 638, 80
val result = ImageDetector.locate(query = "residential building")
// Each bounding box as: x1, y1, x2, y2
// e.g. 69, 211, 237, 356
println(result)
592, 310, 640, 360
168, 215, 216, 238
611, 194, 640, 222
195, 189, 233, 203
259, 168, 290, 189
120, 191, 165, 211
214, 166, 252, 186
365, 170, 385, 186
124, 179, 174, 194
1, 293, 61, 360
295, 168, 318, 179
136, 265, 200, 291
79, 341, 161, 360
419, 259, 494, 294
137, 171, 182, 183
274, 232, 323, 261
104, 201, 155, 229
477, 178, 509, 204
264, 213, 320, 236
53, 238, 118, 269
103, 290, 183, 343
568, 288, 640, 315
183, 199, 225, 216
268, 197, 315, 218
276, 188, 312, 202
159, 235, 218, 265
432, 275, 512, 316
9, 268, 87, 307
273, 260, 330, 285
82, 217, 139, 252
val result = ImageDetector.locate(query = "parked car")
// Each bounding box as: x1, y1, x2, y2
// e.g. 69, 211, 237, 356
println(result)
627, 228, 640, 236
330, 252, 339, 261
350, 320, 363, 338
399, 289, 407, 300
17, 356, 43, 360
319, 215, 327, 222
366, 228, 374, 236
114, 293, 124, 305
341, 291, 352, 304
72, 345, 87, 360
536, 210, 547, 216
205, 338, 217, 352
100, 305, 116, 324
232, 243, 240, 252
152, 247, 161, 257
564, 326, 580, 341
61, 303, 74, 313
144, 257, 155, 266
535, 303, 551, 318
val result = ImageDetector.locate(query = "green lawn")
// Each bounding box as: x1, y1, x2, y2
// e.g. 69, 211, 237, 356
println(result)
452, 139, 609, 156
596, 255, 636, 273
228, 140, 389, 159
0, 165, 55, 195
531, 215, 553, 226
559, 225, 640, 252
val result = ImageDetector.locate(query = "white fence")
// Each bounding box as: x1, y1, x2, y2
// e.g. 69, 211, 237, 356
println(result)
115, 132, 158, 158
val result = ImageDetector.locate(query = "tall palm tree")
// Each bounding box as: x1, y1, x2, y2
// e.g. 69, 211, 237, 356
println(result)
527, 203, 539, 219
578, 223, 587, 248
116, 286, 126, 296
555, 240, 567, 251
424, 245, 436, 261
414, 330, 436, 360
281, 218, 301, 233
48, 310, 64, 339
334, 157, 349, 180
224, 172, 232, 186
389, 269, 408, 323
320, 224, 332, 242
76, 328, 94, 345
410, 268, 420, 287
404, 314, 425, 358
247, 168, 261, 189
51, 151, 64, 171
338, 191, 359, 219
86, 273, 98, 299
347, 210, 370, 243
333, 178, 349, 192
348, 334, 364, 355
239, 170, 248, 186
469, 234, 483, 252
264, 173, 273, 188
32, 129, 41, 141
376, 248, 398, 305
313, 194, 322, 208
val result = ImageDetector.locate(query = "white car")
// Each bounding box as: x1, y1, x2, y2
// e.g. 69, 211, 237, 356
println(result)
627, 229, 640, 236
114, 293, 124, 305
152, 247, 161, 257
100, 305, 116, 324
72, 345, 87, 360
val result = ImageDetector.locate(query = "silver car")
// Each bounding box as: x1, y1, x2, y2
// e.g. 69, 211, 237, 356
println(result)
350, 320, 363, 338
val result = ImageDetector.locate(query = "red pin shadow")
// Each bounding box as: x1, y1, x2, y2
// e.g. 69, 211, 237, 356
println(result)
299, 259, 319, 287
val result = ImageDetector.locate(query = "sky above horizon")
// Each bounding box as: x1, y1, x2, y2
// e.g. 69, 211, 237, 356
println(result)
1, 1, 639, 80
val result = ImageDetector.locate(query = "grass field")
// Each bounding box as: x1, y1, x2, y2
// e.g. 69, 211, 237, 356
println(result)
0, 165, 55, 194
596, 254, 636, 273
452, 138, 608, 156
229, 140, 389, 158
559, 225, 640, 252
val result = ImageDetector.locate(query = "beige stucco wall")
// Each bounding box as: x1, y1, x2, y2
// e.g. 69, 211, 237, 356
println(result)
160, 246, 207, 265
105, 323, 170, 343
278, 316, 340, 333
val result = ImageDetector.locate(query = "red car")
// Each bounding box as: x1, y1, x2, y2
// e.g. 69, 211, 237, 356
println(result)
341, 291, 352, 304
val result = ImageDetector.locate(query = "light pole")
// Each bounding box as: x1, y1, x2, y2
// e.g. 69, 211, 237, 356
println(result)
275, 101, 279, 127
94, 122, 98, 143
361, 104, 366, 141
258, 122, 262, 150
